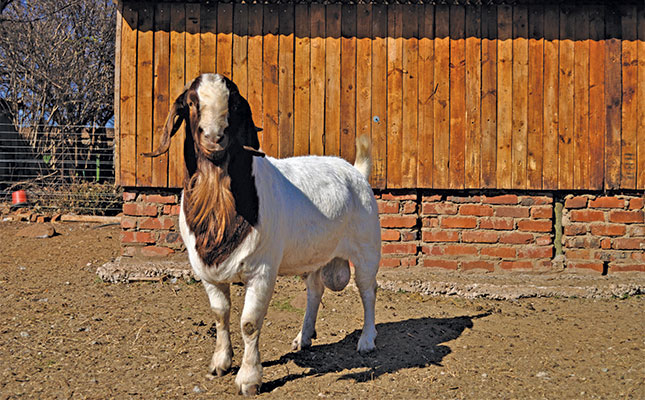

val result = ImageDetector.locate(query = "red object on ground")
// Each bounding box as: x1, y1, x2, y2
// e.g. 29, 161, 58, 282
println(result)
12, 190, 27, 206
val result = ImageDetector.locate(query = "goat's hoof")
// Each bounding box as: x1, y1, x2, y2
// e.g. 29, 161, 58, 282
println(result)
237, 383, 260, 396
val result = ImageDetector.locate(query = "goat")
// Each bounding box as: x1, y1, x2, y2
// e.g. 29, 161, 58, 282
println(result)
144, 73, 381, 395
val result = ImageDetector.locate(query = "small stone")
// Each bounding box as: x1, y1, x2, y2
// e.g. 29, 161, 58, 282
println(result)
20, 331, 29, 338
192, 386, 202, 393
16, 224, 55, 238
601, 368, 609, 373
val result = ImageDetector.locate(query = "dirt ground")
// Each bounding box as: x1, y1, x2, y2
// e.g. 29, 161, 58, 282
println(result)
0, 220, 643, 399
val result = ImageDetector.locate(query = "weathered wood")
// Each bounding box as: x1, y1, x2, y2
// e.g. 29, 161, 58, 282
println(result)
386, 4, 403, 187
217, 3, 233, 79
604, 6, 622, 190
119, 4, 138, 187
433, 4, 450, 189
200, 2, 217, 74
152, 3, 170, 187
527, 3, 544, 190
496, 5, 512, 189
247, 4, 263, 139
262, 4, 279, 156
370, 4, 387, 188
401, 4, 418, 188
480, 4, 497, 188
511, 5, 528, 189
278, 3, 294, 158
325, 4, 341, 156
573, 7, 590, 190
114, 3, 123, 186
294, 4, 311, 157
186, 3, 201, 82
340, 4, 357, 163
309, 3, 325, 156
418, 4, 434, 188
449, 5, 466, 189
168, 3, 185, 188
232, 3, 249, 98
638, 5, 645, 190
620, 5, 637, 190
558, 5, 575, 190
356, 4, 372, 164
588, 5, 605, 190
542, 4, 559, 190
465, 5, 481, 189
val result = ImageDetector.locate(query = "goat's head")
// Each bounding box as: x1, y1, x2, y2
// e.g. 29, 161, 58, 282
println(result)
143, 73, 262, 162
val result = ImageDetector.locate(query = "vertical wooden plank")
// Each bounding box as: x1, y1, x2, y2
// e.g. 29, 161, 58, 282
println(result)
418, 4, 434, 188
136, 4, 153, 187
356, 4, 372, 161
512, 5, 528, 189
638, 6, 645, 190
278, 3, 294, 158
247, 4, 263, 137
527, 4, 544, 190
325, 4, 341, 156
168, 3, 185, 188
293, 4, 310, 156
573, 7, 590, 190
465, 5, 481, 188
120, 4, 137, 187
217, 3, 233, 79
309, 3, 325, 156
386, 4, 403, 188
558, 5, 574, 190
200, 2, 217, 74
262, 4, 279, 156
113, 3, 123, 186
621, 5, 637, 189
449, 5, 466, 189
152, 3, 170, 187
186, 4, 201, 82
233, 3, 249, 98
401, 4, 418, 188
588, 5, 605, 190
434, 4, 450, 189
496, 5, 512, 189
481, 5, 497, 188
542, 4, 559, 190
371, 4, 387, 188
340, 4, 356, 163
605, 6, 622, 190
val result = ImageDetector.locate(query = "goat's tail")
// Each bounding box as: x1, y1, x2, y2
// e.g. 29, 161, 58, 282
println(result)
354, 135, 372, 179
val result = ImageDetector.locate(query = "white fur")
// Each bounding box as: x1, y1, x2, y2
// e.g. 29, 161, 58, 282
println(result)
196, 74, 229, 140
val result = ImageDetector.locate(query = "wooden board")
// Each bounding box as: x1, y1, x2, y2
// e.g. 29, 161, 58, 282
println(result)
136, 4, 153, 187
247, 4, 263, 138
558, 5, 575, 190
480, 5, 497, 188
449, 5, 466, 189
588, 5, 605, 190
293, 4, 311, 157
278, 3, 294, 158
433, 4, 450, 189
217, 3, 233, 79
370, 4, 387, 188
119, 4, 138, 187
356, 4, 372, 163
527, 4, 544, 190
113, 3, 123, 186
417, 4, 434, 188
262, 4, 279, 156
200, 2, 217, 74
465, 5, 482, 189
232, 3, 249, 98
152, 2, 170, 187
168, 3, 185, 188
309, 3, 325, 156
604, 6, 622, 190
496, 5, 512, 189
401, 4, 419, 188
340, 4, 357, 163
186, 3, 201, 82
325, 4, 341, 156
638, 5, 645, 190
511, 5, 528, 189
620, 5, 637, 189
386, 4, 403, 187
542, 4, 559, 190
573, 7, 590, 190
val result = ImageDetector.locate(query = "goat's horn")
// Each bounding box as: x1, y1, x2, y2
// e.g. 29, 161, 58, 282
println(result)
255, 126, 263, 132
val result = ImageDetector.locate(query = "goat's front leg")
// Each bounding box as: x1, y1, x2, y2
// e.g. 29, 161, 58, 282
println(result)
235, 271, 276, 396
292, 269, 325, 350
203, 281, 233, 378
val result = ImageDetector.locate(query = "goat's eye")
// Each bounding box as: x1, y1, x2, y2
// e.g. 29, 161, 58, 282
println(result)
188, 101, 194, 107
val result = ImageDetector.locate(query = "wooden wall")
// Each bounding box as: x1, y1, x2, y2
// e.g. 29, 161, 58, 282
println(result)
116, 2, 645, 191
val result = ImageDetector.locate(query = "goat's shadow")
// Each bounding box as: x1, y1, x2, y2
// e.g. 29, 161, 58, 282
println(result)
260, 313, 489, 393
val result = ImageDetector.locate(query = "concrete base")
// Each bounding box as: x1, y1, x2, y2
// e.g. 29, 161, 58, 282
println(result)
97, 256, 194, 283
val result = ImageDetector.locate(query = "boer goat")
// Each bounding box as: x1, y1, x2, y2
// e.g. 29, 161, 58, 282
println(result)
144, 73, 381, 395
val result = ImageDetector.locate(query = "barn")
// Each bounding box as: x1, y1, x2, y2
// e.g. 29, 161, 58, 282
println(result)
112, 0, 645, 275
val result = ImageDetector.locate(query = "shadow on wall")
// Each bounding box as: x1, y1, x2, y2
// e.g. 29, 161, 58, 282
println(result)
259, 313, 489, 393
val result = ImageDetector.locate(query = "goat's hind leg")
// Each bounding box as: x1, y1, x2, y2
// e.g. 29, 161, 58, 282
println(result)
353, 259, 378, 354
292, 269, 325, 350
203, 281, 233, 378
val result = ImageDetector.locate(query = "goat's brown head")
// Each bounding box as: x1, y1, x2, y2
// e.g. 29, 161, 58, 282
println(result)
143, 73, 262, 162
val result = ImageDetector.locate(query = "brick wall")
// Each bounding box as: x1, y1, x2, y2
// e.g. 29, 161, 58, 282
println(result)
119, 188, 644, 273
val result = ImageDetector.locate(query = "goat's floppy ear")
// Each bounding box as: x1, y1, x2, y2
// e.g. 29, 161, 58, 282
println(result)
142, 84, 192, 157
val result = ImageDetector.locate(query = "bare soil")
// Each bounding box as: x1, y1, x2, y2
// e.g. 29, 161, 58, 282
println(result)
0, 220, 643, 399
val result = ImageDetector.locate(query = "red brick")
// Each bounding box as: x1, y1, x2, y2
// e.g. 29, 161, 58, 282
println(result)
140, 246, 175, 257
569, 209, 605, 222
123, 192, 138, 202
401, 230, 417, 241
518, 246, 553, 259
499, 232, 534, 244
378, 201, 399, 214
530, 206, 552, 219
601, 238, 611, 249
121, 217, 137, 229
631, 252, 645, 262
589, 196, 625, 209
381, 192, 416, 201
444, 244, 479, 256
610, 264, 645, 273
422, 203, 458, 215
535, 235, 552, 246
380, 258, 401, 268
380, 215, 417, 228
446, 195, 481, 203
382, 243, 417, 255
121, 231, 155, 244
459, 204, 494, 216
481, 247, 516, 258
441, 216, 477, 229
494, 206, 530, 218
123, 203, 158, 217
564, 196, 588, 209
483, 194, 518, 205
528, 196, 553, 205
608, 210, 643, 223
590, 224, 626, 237
564, 224, 588, 235
564, 236, 601, 249
139, 217, 175, 230
169, 205, 181, 215
422, 216, 439, 228
480, 217, 514, 230
628, 197, 644, 210
401, 201, 417, 214
462, 231, 499, 243
400, 257, 417, 267
518, 219, 552, 233
422, 230, 459, 242
423, 259, 459, 270
500, 261, 533, 270
461, 260, 495, 272
422, 194, 442, 202
612, 238, 644, 250
381, 230, 401, 241
144, 194, 176, 204
568, 261, 604, 273
159, 232, 182, 245
565, 249, 594, 260
628, 225, 645, 236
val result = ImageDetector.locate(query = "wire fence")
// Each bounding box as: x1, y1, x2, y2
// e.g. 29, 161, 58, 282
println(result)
0, 122, 122, 215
